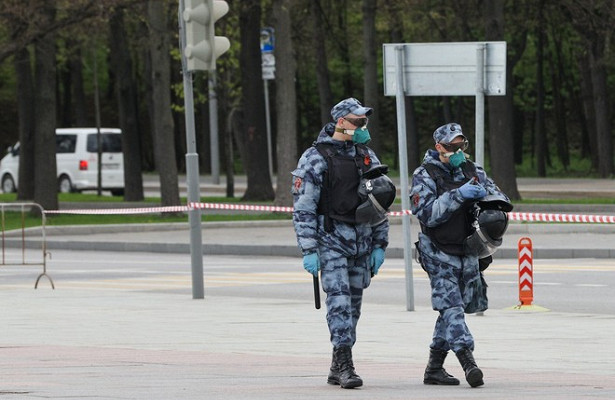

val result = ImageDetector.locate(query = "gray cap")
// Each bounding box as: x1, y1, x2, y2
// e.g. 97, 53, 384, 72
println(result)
433, 123, 465, 144
330, 98, 373, 120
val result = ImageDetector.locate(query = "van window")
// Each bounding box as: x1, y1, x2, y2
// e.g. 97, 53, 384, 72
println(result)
86, 133, 122, 153
56, 135, 77, 153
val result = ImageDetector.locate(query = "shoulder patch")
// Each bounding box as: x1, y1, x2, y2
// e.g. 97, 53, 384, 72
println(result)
292, 176, 303, 194
412, 193, 420, 207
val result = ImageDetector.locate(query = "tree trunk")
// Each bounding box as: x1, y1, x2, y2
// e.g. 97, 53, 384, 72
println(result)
534, 0, 547, 177
336, 5, 353, 95
589, 41, 613, 177
578, 52, 598, 168
384, 0, 420, 170
147, 0, 179, 206
548, 30, 569, 170
240, 0, 274, 201
110, 8, 144, 201
60, 51, 73, 127
15, 46, 35, 200
272, 0, 297, 207
71, 47, 88, 127
310, 0, 333, 125
485, 0, 520, 199
362, 0, 381, 155
33, 2, 58, 211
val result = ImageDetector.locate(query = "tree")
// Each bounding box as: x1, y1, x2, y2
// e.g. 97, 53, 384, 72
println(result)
310, 0, 333, 126
33, 1, 59, 211
239, 0, 274, 201
485, 0, 520, 199
110, 7, 144, 201
547, 4, 571, 170
147, 0, 180, 206
14, 46, 35, 200
384, 0, 420, 171
272, 0, 297, 206
362, 0, 381, 154
563, 0, 614, 177
534, 0, 548, 177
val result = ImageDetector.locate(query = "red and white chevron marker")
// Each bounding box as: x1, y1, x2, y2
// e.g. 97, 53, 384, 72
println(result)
518, 237, 534, 306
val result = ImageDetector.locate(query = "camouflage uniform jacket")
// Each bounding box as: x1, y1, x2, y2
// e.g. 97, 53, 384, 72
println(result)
410, 149, 505, 235
291, 123, 389, 257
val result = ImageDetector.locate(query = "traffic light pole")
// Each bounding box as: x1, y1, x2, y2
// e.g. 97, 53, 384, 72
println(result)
208, 71, 220, 185
179, 0, 205, 299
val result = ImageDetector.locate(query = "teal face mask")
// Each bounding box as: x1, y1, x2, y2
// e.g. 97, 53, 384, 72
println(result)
352, 127, 371, 144
448, 150, 466, 168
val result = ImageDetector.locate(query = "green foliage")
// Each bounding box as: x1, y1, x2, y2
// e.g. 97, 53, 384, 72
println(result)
1, 0, 614, 183
515, 149, 597, 178
0, 210, 290, 231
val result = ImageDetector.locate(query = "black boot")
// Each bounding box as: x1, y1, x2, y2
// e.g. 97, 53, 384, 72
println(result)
327, 349, 339, 385
455, 348, 484, 387
423, 349, 460, 385
333, 346, 363, 389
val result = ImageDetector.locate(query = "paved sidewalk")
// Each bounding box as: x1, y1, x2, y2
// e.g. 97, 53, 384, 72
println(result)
2, 286, 615, 399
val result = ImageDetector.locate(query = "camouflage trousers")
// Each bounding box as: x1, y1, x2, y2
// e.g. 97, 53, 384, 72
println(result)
319, 250, 371, 348
418, 237, 475, 353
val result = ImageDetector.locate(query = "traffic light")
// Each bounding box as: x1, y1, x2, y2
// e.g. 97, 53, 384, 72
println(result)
183, 0, 230, 71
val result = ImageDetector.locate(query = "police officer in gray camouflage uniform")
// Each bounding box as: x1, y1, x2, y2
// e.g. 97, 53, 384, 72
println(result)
410, 123, 510, 388
291, 98, 391, 389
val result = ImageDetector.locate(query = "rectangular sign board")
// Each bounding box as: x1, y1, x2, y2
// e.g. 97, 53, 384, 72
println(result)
383, 42, 506, 96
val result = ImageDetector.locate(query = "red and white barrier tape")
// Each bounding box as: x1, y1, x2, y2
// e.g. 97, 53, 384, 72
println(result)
508, 211, 615, 224
42, 202, 615, 224
189, 202, 294, 213
44, 205, 190, 215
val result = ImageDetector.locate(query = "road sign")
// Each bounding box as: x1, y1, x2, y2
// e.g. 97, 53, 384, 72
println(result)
261, 27, 275, 80
383, 42, 506, 96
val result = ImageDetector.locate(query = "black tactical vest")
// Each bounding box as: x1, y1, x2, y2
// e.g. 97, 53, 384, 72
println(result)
421, 162, 478, 255
315, 142, 372, 228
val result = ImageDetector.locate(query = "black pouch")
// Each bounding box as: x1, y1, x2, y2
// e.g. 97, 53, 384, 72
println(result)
479, 255, 493, 271
414, 241, 427, 272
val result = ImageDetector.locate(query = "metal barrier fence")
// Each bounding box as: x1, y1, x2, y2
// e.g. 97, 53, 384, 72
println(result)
0, 202, 53, 289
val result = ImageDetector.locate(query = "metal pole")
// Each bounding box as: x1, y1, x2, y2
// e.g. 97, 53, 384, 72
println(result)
179, 0, 204, 299
264, 79, 273, 181
475, 43, 486, 166
395, 45, 415, 311
209, 71, 220, 185
93, 50, 102, 196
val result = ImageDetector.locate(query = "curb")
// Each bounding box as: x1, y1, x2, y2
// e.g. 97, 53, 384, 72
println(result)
5, 238, 615, 259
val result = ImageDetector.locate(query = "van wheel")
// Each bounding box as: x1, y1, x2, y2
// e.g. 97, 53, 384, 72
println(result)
58, 175, 74, 193
1, 174, 16, 193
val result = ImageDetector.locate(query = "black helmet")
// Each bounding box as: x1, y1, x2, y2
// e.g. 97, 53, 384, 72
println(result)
477, 193, 513, 212
355, 165, 396, 226
463, 209, 509, 258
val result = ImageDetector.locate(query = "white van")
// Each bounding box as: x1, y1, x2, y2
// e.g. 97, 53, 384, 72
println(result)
0, 128, 125, 196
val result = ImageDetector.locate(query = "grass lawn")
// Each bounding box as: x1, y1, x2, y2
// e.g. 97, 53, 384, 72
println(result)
0, 193, 290, 231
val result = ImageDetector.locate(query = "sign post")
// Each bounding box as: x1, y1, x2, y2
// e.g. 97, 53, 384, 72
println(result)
261, 27, 275, 181
383, 41, 506, 311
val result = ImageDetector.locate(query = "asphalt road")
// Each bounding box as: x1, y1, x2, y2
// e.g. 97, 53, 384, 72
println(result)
5, 249, 614, 315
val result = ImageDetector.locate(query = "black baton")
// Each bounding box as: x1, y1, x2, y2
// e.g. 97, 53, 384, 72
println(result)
313, 275, 321, 309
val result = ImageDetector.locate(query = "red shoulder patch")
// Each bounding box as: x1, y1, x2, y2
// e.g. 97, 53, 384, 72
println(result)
412, 193, 420, 207
293, 176, 303, 194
